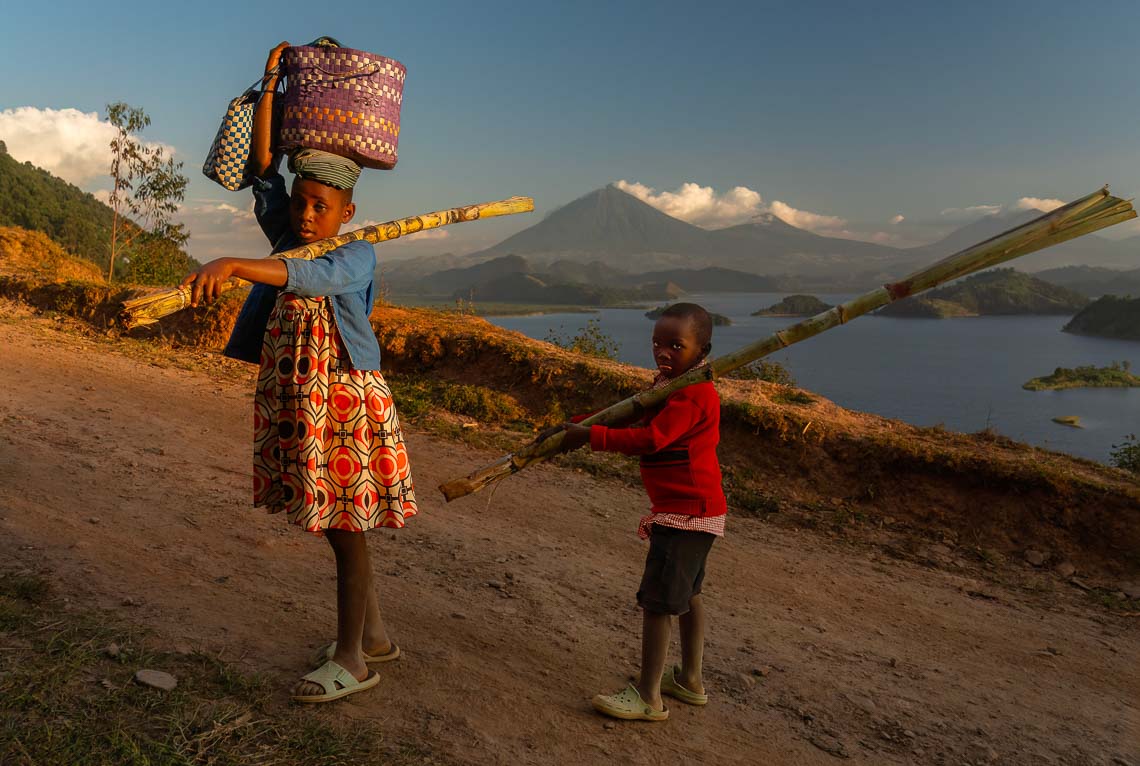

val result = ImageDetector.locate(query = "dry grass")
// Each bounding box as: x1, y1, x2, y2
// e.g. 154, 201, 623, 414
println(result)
0, 569, 442, 766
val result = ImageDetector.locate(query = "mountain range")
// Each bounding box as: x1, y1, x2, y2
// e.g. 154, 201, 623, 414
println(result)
387, 184, 1139, 293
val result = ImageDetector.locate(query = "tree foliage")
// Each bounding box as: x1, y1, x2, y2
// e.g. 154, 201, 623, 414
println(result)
106, 102, 189, 281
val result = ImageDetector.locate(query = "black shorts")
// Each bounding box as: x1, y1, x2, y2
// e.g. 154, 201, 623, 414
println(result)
637, 525, 716, 615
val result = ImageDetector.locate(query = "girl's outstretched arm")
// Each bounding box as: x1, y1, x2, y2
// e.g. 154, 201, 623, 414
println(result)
251, 41, 289, 179
180, 258, 288, 307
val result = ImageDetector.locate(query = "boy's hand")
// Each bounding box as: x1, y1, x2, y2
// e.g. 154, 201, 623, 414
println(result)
531, 424, 565, 446
559, 423, 591, 452
179, 258, 236, 308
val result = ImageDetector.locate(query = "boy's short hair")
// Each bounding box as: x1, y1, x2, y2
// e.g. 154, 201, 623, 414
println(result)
659, 302, 713, 348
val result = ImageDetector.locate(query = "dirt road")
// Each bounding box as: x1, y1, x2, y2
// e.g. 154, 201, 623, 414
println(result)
1, 312, 1136, 765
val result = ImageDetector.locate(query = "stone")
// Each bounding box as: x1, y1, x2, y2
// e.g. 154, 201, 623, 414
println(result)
848, 694, 877, 714
1118, 582, 1140, 600
1054, 561, 1076, 578
751, 665, 773, 677
1024, 549, 1048, 566
603, 721, 617, 730
87, 517, 100, 524
134, 669, 177, 691
487, 580, 504, 590
809, 734, 849, 758
103, 642, 121, 659
451, 612, 467, 620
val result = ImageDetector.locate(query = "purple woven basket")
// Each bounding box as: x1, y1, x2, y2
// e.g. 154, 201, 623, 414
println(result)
279, 43, 406, 170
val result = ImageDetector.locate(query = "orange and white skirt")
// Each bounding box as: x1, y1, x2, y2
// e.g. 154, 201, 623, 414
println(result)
252, 293, 417, 532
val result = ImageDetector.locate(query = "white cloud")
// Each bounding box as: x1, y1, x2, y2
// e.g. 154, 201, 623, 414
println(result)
768, 200, 847, 234
0, 106, 174, 186
1015, 197, 1065, 212
614, 180, 763, 228
939, 204, 1004, 221
890, 214, 905, 225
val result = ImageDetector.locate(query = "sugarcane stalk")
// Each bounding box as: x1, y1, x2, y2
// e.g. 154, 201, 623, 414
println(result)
119, 196, 534, 328
439, 186, 1135, 502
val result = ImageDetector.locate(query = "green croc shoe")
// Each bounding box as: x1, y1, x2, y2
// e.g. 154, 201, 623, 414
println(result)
661, 664, 709, 706
591, 684, 669, 722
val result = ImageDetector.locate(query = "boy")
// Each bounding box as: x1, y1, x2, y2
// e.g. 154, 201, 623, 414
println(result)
557, 302, 726, 721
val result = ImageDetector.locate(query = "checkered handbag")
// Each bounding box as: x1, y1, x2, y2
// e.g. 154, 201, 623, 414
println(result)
279, 39, 406, 170
201, 73, 278, 191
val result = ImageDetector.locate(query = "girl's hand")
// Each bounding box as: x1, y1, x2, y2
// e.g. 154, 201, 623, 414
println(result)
179, 258, 236, 308
266, 41, 289, 72
559, 423, 591, 452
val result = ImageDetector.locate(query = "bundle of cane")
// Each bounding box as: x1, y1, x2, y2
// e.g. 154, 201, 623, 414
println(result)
439, 186, 1135, 502
119, 196, 534, 328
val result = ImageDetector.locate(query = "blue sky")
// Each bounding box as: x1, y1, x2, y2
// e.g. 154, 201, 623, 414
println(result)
2, 0, 1139, 264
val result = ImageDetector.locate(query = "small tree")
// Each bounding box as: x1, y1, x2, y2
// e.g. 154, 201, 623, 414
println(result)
545, 318, 619, 360
106, 102, 189, 281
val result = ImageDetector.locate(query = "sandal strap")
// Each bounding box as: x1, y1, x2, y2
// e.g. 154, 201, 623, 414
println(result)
300, 660, 354, 695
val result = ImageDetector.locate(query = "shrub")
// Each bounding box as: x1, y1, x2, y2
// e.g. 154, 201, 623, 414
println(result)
545, 318, 619, 360
1109, 433, 1140, 473
727, 359, 796, 386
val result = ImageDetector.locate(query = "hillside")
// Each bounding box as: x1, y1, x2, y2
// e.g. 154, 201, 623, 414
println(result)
0, 141, 116, 269
456, 272, 682, 306
908, 209, 1139, 271
879, 268, 1089, 318
1034, 265, 1140, 297
0, 145, 197, 284
1063, 295, 1140, 340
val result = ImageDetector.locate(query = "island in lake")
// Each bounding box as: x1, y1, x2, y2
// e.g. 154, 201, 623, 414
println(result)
1062, 295, 1140, 341
752, 294, 833, 316
645, 305, 732, 325
1023, 362, 1140, 391
878, 268, 1089, 318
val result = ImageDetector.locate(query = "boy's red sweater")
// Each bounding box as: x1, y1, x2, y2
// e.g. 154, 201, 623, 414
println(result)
585, 381, 726, 518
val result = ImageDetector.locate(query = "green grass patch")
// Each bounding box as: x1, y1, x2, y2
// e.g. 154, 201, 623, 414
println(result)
772, 390, 815, 406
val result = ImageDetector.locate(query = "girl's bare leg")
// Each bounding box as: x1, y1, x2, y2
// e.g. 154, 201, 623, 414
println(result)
294, 529, 371, 696
677, 594, 706, 694
634, 610, 672, 710
362, 568, 394, 656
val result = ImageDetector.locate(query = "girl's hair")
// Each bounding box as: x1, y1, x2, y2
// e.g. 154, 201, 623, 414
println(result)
659, 302, 713, 347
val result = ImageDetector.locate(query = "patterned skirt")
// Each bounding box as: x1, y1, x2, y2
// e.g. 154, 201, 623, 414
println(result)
252, 293, 417, 532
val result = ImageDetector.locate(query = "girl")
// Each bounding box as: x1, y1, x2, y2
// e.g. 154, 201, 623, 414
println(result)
181, 41, 416, 704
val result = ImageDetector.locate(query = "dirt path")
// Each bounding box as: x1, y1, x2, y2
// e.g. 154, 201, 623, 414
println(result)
0, 313, 1136, 766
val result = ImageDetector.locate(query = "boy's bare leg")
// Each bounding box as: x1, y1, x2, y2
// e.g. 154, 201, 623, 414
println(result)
677, 594, 706, 694
294, 529, 370, 696
634, 610, 672, 710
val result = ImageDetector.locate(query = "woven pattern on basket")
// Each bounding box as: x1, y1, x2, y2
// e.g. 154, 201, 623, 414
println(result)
280, 45, 406, 170
202, 90, 258, 191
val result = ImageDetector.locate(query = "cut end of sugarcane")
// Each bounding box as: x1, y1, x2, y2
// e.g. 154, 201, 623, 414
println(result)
438, 453, 520, 502
439, 476, 488, 502
119, 286, 194, 329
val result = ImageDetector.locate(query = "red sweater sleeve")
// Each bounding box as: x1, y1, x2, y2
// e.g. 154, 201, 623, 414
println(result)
588, 388, 703, 455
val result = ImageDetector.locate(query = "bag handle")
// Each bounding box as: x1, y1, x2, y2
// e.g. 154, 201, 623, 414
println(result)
240, 64, 282, 97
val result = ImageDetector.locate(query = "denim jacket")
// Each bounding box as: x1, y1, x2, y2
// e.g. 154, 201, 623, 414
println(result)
222, 173, 382, 370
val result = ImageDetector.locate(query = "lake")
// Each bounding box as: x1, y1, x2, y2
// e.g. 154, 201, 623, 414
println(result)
487, 293, 1140, 463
